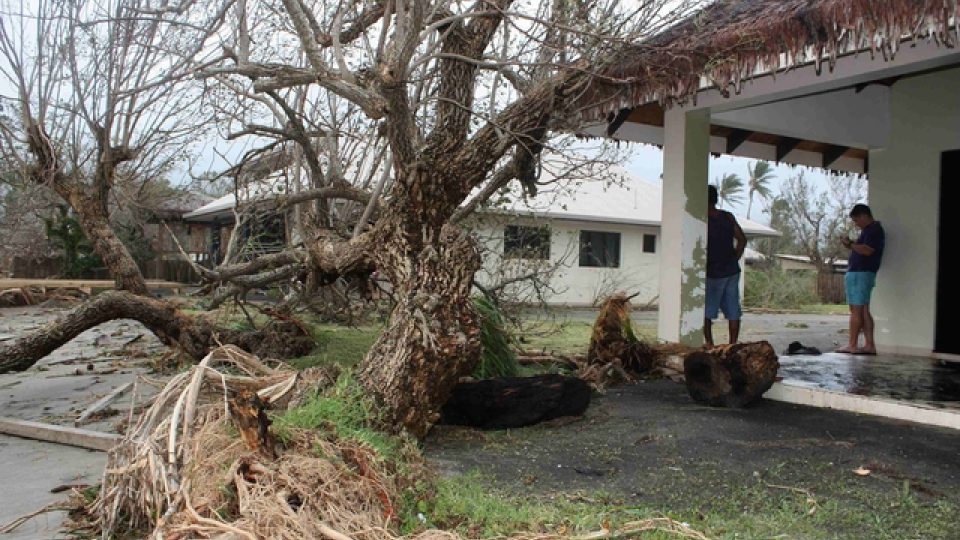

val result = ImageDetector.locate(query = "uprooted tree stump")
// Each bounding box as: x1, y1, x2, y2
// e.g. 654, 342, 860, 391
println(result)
683, 341, 779, 407
582, 292, 659, 386
439, 374, 591, 429
228, 389, 277, 459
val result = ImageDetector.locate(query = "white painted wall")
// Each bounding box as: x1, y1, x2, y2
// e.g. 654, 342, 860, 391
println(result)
869, 66, 960, 355
470, 215, 661, 307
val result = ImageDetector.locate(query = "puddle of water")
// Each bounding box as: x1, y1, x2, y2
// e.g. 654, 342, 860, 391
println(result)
778, 352, 960, 409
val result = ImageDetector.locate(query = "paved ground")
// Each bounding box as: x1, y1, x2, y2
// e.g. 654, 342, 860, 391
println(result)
0, 306, 165, 538
425, 379, 960, 538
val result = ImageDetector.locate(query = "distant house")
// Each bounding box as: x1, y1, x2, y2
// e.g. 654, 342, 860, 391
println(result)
182, 185, 288, 265
141, 190, 216, 280
183, 152, 300, 265
774, 254, 847, 274
468, 165, 779, 306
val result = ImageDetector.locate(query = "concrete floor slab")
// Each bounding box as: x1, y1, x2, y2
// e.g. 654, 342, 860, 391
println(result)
0, 435, 105, 539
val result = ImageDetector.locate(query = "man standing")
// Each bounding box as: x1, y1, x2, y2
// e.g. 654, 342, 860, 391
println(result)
704, 185, 747, 348
837, 203, 884, 355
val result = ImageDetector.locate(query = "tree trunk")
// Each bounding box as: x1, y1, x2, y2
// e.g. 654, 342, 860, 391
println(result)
69, 191, 149, 296
0, 291, 314, 373
356, 220, 483, 438
683, 341, 779, 407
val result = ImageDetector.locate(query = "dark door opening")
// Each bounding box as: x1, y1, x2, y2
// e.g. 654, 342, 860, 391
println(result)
935, 150, 960, 354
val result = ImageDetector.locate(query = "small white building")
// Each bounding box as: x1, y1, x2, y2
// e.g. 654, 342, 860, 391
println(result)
580, 0, 960, 355
468, 165, 778, 307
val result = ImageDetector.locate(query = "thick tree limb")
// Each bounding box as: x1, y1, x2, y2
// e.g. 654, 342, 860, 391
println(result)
0, 291, 316, 373
200, 249, 310, 283
0, 292, 205, 373
280, 0, 388, 118
275, 184, 373, 210
313, 1, 387, 48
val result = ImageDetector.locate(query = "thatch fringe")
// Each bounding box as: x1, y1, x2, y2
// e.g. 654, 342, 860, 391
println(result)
581, 0, 960, 120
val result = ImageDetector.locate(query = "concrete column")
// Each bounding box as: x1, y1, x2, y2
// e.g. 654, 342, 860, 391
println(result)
657, 108, 710, 345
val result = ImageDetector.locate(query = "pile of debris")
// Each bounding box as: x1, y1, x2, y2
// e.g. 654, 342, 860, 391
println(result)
71, 345, 418, 539
0, 286, 88, 308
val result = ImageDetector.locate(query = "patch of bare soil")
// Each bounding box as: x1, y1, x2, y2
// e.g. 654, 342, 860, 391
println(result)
424, 379, 960, 512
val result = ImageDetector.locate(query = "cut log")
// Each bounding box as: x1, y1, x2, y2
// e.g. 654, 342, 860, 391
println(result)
0, 416, 120, 451
683, 341, 779, 407
439, 374, 591, 429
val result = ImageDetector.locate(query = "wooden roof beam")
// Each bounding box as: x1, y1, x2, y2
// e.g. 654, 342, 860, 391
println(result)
725, 128, 752, 154
606, 107, 633, 137
822, 144, 850, 169
776, 137, 802, 162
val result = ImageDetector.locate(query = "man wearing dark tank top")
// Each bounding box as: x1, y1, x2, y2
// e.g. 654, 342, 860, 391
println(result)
704, 185, 746, 348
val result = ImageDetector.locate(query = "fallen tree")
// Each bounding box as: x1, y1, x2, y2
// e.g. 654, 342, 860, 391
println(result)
0, 0, 697, 440
0, 291, 314, 373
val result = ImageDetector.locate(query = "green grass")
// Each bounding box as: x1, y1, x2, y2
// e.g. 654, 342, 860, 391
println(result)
399, 466, 959, 540
399, 471, 621, 537
288, 323, 382, 370
798, 303, 849, 316
517, 317, 657, 357
275, 372, 402, 458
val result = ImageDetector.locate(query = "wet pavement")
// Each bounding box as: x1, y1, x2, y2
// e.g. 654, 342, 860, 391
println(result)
778, 352, 960, 410
0, 306, 165, 538
552, 307, 960, 412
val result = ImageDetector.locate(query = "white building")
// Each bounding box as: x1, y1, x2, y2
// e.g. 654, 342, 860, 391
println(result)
184, 163, 778, 307
468, 166, 778, 307
580, 0, 960, 356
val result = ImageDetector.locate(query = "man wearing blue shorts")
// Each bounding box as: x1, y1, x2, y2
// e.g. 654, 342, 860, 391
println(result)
704, 185, 747, 348
837, 204, 884, 355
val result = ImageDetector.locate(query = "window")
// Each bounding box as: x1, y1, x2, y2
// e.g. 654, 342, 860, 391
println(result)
503, 225, 550, 260
579, 230, 620, 267
643, 233, 656, 254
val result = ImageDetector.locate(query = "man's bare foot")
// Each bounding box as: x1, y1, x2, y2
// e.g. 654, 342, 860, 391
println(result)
834, 346, 856, 353
852, 348, 877, 355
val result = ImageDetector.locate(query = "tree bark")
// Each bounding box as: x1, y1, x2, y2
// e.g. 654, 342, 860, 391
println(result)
68, 191, 150, 296
24, 123, 149, 296
0, 291, 313, 373
683, 341, 779, 407
356, 217, 483, 438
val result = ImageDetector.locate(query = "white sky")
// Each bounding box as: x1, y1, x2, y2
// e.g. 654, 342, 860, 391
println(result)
621, 143, 839, 226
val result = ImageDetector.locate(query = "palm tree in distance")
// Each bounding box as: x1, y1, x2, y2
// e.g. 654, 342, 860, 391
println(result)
745, 160, 776, 219
712, 173, 744, 209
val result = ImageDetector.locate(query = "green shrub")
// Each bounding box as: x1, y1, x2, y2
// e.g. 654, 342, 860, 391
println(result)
472, 295, 520, 379
744, 267, 819, 309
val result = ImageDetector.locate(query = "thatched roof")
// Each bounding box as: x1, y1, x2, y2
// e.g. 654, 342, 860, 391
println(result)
584, 0, 959, 119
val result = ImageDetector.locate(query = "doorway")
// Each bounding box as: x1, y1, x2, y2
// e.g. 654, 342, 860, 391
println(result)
935, 150, 960, 354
